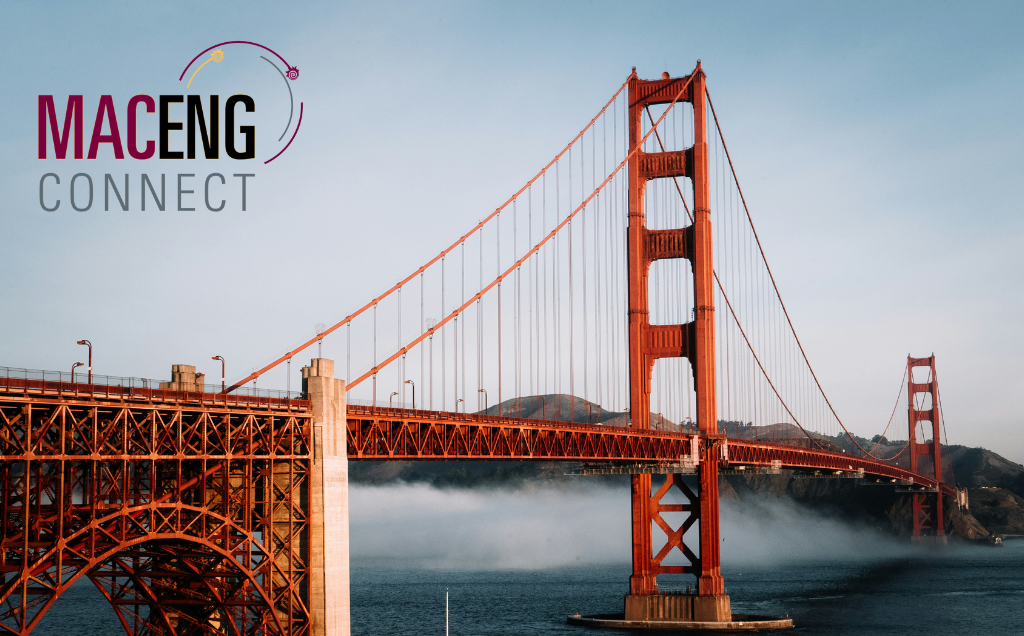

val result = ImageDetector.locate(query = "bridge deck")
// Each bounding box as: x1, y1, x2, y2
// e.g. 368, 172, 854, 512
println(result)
348, 405, 951, 493
0, 382, 950, 495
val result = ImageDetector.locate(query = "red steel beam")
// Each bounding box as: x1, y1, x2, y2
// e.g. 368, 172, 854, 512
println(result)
346, 405, 689, 462
345, 405, 953, 495
0, 390, 313, 636
0, 386, 950, 490
0, 374, 308, 412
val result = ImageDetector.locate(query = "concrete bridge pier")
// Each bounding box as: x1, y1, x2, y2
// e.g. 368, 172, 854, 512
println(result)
304, 359, 351, 636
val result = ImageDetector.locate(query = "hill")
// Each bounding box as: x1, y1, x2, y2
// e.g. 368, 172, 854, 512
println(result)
477, 393, 680, 430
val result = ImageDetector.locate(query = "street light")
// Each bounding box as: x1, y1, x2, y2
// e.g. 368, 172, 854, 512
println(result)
76, 340, 92, 384
71, 362, 84, 384
456, 398, 464, 413
478, 388, 488, 415
390, 391, 399, 408
315, 323, 326, 358
405, 379, 415, 409
212, 356, 225, 392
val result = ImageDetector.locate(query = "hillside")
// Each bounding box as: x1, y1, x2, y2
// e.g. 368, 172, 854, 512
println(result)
477, 393, 681, 431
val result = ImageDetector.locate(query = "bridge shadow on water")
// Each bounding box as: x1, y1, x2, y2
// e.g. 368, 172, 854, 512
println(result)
725, 542, 1024, 636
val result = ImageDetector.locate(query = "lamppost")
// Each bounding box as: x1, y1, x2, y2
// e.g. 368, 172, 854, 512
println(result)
390, 391, 399, 408
426, 318, 437, 411
456, 398, 464, 413
212, 356, 225, 392
76, 340, 92, 384
478, 388, 488, 415
71, 362, 84, 384
405, 379, 415, 409
315, 323, 326, 358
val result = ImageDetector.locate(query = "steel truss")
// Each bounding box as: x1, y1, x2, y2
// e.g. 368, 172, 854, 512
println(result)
345, 405, 952, 494
0, 392, 312, 636
346, 406, 690, 460
0, 385, 953, 635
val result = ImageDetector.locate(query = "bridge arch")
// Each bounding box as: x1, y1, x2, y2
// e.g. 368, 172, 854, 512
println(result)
0, 503, 303, 636
83, 537, 274, 636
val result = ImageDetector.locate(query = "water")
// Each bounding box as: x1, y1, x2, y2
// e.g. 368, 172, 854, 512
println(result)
30, 542, 1024, 635
351, 544, 1024, 635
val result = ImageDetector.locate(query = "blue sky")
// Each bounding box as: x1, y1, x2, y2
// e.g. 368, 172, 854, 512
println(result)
1, 1, 1021, 460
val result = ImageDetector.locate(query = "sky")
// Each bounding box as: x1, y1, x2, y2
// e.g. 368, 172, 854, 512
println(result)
0, 1, 1021, 461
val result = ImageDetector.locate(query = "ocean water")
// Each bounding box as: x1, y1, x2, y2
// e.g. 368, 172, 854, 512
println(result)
27, 541, 1024, 635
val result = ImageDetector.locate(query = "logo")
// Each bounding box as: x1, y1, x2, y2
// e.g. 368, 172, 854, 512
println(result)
37, 41, 304, 213
178, 41, 303, 164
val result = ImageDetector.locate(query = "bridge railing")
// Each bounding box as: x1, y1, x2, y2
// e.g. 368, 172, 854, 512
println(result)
0, 365, 309, 409
345, 402, 702, 436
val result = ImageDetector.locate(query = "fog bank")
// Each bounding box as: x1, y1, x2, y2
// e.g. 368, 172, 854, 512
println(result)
350, 482, 919, 570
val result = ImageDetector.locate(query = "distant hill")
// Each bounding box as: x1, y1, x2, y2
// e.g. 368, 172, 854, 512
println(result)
945, 446, 1024, 491
477, 394, 681, 431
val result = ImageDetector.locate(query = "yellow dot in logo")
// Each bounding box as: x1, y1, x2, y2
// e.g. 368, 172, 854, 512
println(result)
211, 49, 224, 63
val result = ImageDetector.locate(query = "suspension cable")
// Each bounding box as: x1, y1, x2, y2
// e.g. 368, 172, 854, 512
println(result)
225, 76, 633, 393
704, 87, 911, 460
645, 99, 910, 460
346, 73, 696, 389
936, 370, 957, 486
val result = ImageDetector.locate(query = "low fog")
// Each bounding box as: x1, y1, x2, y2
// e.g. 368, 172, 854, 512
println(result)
349, 480, 922, 570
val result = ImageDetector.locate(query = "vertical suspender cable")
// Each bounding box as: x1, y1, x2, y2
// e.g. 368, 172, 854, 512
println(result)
569, 150, 574, 418
441, 256, 446, 410
543, 173, 549, 412
582, 135, 589, 416
399, 287, 403, 404
420, 272, 424, 407
515, 200, 520, 407
372, 303, 377, 407
559, 163, 565, 418
498, 211, 502, 411
529, 187, 534, 399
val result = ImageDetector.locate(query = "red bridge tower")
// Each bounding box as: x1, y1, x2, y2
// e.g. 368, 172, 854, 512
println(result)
907, 355, 946, 541
625, 62, 731, 622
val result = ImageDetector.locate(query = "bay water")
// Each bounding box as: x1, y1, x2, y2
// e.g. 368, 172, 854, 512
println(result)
29, 541, 1024, 635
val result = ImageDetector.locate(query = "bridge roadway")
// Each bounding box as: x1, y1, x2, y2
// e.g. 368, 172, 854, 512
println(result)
0, 376, 948, 493
347, 404, 951, 493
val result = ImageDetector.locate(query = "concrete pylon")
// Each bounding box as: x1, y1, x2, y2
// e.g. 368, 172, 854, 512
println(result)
304, 359, 351, 636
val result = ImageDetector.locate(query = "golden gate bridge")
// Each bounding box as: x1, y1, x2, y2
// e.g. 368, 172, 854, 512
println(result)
0, 63, 955, 635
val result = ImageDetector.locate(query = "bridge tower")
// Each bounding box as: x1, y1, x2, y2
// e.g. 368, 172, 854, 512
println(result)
624, 63, 730, 622
907, 355, 946, 541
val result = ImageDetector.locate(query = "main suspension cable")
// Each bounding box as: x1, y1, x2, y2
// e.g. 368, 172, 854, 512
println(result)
704, 87, 910, 461
225, 76, 633, 393
346, 73, 696, 389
